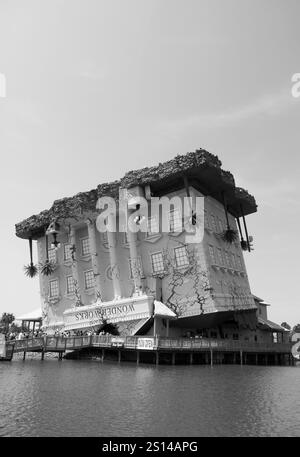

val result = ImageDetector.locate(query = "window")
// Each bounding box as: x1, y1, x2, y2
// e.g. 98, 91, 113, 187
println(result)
217, 248, 224, 266
66, 275, 75, 294
48, 248, 57, 263
204, 210, 210, 229
49, 279, 59, 298
81, 237, 90, 256
210, 214, 217, 232
151, 252, 165, 274
147, 216, 159, 235
218, 218, 224, 232
237, 255, 244, 271
272, 332, 278, 343
224, 250, 231, 267
84, 270, 95, 290
64, 243, 72, 261
174, 246, 189, 267
129, 256, 144, 278
231, 253, 236, 269
209, 245, 216, 264
169, 209, 182, 232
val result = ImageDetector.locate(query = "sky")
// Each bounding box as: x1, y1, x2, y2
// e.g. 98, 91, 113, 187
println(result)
0, 0, 299, 326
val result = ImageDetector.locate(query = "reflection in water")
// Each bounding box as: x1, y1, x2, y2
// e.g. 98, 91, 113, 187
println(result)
0, 360, 299, 437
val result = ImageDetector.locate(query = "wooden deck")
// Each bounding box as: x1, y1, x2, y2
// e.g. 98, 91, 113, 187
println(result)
9, 335, 293, 366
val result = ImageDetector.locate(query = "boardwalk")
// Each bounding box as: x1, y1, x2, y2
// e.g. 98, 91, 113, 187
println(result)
7, 335, 294, 366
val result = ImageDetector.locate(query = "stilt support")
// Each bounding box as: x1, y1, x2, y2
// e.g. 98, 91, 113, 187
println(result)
172, 352, 176, 365
136, 351, 140, 365
156, 351, 159, 366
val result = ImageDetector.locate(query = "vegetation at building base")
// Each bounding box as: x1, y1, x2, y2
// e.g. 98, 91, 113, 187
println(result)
0, 313, 15, 334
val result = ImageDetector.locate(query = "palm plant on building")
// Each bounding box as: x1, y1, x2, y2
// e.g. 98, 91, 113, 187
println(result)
220, 194, 238, 244
39, 234, 56, 276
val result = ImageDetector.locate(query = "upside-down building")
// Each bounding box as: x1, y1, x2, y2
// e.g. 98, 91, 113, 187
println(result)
15, 149, 287, 344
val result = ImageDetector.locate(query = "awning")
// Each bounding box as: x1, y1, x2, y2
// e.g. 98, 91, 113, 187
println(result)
16, 308, 42, 322
154, 301, 177, 319
258, 317, 288, 332
116, 318, 151, 336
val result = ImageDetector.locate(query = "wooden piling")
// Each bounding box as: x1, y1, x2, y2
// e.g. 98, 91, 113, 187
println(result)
171, 352, 176, 365
155, 351, 159, 366
240, 350, 243, 366
136, 351, 140, 365
189, 352, 193, 365
210, 349, 213, 367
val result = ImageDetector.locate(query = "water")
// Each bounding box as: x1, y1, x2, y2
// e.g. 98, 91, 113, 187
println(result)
0, 359, 299, 437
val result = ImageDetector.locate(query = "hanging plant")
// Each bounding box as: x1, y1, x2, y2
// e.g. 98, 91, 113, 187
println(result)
39, 233, 56, 276
24, 237, 38, 278
220, 193, 238, 244
220, 228, 238, 243
24, 263, 38, 277
39, 260, 56, 276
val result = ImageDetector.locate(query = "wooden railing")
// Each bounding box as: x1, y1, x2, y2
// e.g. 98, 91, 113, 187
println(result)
11, 335, 292, 354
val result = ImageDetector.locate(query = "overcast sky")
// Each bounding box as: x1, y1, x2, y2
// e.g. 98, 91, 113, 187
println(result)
0, 0, 299, 326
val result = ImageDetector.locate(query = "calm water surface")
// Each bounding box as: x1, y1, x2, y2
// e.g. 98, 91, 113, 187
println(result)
0, 359, 299, 437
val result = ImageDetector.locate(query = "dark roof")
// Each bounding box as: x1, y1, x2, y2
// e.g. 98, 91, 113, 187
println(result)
15, 148, 257, 239
258, 317, 288, 332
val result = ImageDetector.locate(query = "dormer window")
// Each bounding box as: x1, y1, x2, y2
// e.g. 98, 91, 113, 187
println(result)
208, 245, 216, 264
210, 214, 217, 232
48, 248, 57, 263
151, 252, 165, 274
81, 237, 90, 256
66, 275, 75, 294
147, 216, 159, 236
49, 279, 59, 298
169, 209, 182, 233
64, 243, 72, 261
84, 269, 95, 290
174, 246, 189, 268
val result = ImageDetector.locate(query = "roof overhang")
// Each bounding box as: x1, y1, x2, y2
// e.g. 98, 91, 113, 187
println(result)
15, 149, 257, 240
